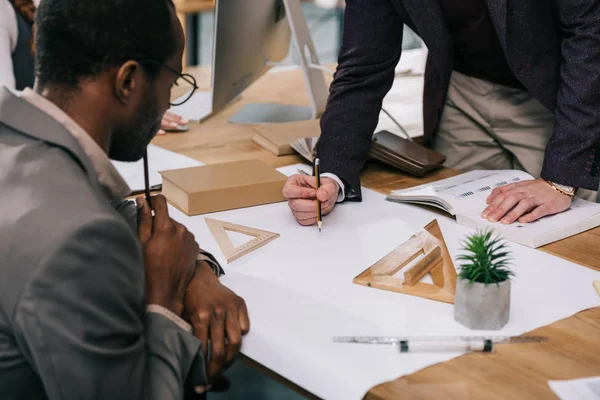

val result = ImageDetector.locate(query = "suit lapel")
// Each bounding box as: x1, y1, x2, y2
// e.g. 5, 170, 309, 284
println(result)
396, 0, 453, 87
486, 0, 508, 51
0, 88, 100, 190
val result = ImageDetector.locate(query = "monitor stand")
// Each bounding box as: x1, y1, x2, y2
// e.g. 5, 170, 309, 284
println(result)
228, 0, 329, 124
228, 104, 313, 124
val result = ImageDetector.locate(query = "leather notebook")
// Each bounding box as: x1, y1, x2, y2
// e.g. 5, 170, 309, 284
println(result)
368, 130, 446, 177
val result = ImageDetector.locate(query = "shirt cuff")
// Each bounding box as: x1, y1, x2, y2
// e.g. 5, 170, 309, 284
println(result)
146, 304, 192, 333
197, 250, 224, 277
321, 172, 345, 203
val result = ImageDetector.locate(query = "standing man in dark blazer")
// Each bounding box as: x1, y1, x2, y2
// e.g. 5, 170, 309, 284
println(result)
283, 0, 600, 226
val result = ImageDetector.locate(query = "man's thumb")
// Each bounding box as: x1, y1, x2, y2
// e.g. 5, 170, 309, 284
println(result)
317, 180, 339, 201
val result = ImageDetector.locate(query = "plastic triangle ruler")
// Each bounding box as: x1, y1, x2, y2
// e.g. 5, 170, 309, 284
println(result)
353, 219, 457, 303
205, 218, 280, 263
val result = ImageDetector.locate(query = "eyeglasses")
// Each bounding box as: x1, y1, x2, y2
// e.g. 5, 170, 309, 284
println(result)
138, 59, 199, 106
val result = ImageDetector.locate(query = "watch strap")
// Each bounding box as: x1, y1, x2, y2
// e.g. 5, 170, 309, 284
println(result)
546, 180, 576, 197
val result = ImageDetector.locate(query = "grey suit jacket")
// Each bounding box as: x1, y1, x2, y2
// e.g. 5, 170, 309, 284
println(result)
0, 88, 206, 399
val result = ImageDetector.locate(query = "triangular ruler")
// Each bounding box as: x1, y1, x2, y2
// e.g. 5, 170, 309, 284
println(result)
205, 218, 280, 263
353, 220, 457, 303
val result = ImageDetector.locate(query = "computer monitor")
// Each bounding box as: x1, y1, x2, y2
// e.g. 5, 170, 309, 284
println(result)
170, 0, 328, 124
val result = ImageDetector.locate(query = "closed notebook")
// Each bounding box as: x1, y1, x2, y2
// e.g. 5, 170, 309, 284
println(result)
288, 130, 446, 177
368, 130, 446, 176
251, 119, 321, 156
159, 159, 287, 215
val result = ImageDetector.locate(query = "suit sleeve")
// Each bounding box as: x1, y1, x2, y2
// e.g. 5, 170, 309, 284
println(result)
316, 0, 404, 200
542, 0, 600, 190
12, 216, 207, 400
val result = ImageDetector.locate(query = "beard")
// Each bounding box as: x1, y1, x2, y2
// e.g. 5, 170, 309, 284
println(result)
108, 94, 162, 162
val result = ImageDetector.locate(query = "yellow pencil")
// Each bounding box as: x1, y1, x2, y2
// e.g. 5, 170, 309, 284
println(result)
315, 158, 322, 232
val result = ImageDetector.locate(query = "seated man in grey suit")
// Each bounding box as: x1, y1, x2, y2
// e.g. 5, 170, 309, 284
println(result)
0, 0, 250, 398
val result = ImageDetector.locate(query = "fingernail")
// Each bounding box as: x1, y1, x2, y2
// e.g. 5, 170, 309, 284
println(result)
180, 118, 189, 124
157, 129, 166, 135
488, 217, 498, 222
501, 218, 509, 224
481, 211, 488, 218
170, 121, 178, 127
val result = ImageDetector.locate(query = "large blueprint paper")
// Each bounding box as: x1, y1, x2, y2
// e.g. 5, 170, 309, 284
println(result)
163, 164, 599, 400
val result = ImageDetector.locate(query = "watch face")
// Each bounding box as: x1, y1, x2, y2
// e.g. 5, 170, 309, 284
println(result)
553, 183, 574, 193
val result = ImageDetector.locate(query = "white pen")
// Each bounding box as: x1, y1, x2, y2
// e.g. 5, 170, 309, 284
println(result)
333, 335, 547, 353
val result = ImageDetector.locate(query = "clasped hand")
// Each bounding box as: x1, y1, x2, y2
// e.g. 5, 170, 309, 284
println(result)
136, 195, 249, 392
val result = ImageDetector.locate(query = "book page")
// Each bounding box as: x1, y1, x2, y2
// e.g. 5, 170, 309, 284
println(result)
457, 198, 600, 248
389, 170, 534, 214
290, 137, 317, 163
548, 376, 600, 400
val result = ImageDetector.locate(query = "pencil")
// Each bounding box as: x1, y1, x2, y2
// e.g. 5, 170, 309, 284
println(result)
315, 158, 322, 232
143, 151, 152, 210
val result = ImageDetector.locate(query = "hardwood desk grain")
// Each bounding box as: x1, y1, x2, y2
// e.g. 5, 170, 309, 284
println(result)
173, 0, 214, 14
366, 308, 600, 400
152, 66, 600, 400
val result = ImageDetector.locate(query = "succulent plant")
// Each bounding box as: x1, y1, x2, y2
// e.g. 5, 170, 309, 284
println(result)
457, 229, 514, 285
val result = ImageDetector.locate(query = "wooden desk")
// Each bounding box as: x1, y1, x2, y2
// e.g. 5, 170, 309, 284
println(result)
154, 66, 600, 399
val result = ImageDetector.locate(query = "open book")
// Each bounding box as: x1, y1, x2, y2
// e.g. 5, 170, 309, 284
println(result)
251, 120, 321, 156
386, 170, 600, 248
290, 136, 319, 163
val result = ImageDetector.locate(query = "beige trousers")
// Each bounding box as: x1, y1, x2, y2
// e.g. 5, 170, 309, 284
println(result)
432, 71, 596, 200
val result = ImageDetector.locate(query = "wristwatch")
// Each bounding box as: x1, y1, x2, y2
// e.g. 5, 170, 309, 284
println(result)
546, 180, 577, 197
197, 250, 225, 277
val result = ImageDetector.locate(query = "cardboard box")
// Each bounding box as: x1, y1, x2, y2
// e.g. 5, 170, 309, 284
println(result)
159, 159, 287, 215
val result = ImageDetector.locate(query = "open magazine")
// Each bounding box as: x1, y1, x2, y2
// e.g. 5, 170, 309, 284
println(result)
386, 170, 600, 248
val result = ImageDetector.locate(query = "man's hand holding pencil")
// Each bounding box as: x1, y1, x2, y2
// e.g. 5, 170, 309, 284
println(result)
282, 166, 339, 227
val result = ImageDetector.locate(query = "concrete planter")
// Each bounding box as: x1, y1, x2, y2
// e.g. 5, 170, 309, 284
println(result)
453, 279, 511, 330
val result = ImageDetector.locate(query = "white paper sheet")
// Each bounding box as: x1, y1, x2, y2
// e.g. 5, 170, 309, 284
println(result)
111, 144, 203, 191
168, 90, 212, 122
549, 377, 600, 400
163, 162, 600, 400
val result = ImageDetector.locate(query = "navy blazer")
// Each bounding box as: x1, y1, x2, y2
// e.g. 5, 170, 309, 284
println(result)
316, 0, 600, 198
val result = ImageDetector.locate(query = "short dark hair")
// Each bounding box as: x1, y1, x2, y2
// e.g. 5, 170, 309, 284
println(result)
35, 0, 176, 88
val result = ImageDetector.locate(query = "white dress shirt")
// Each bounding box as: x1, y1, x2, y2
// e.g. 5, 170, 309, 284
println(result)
0, 0, 18, 90
321, 172, 346, 202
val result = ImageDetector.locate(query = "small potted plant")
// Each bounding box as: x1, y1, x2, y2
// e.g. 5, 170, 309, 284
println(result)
454, 229, 514, 330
